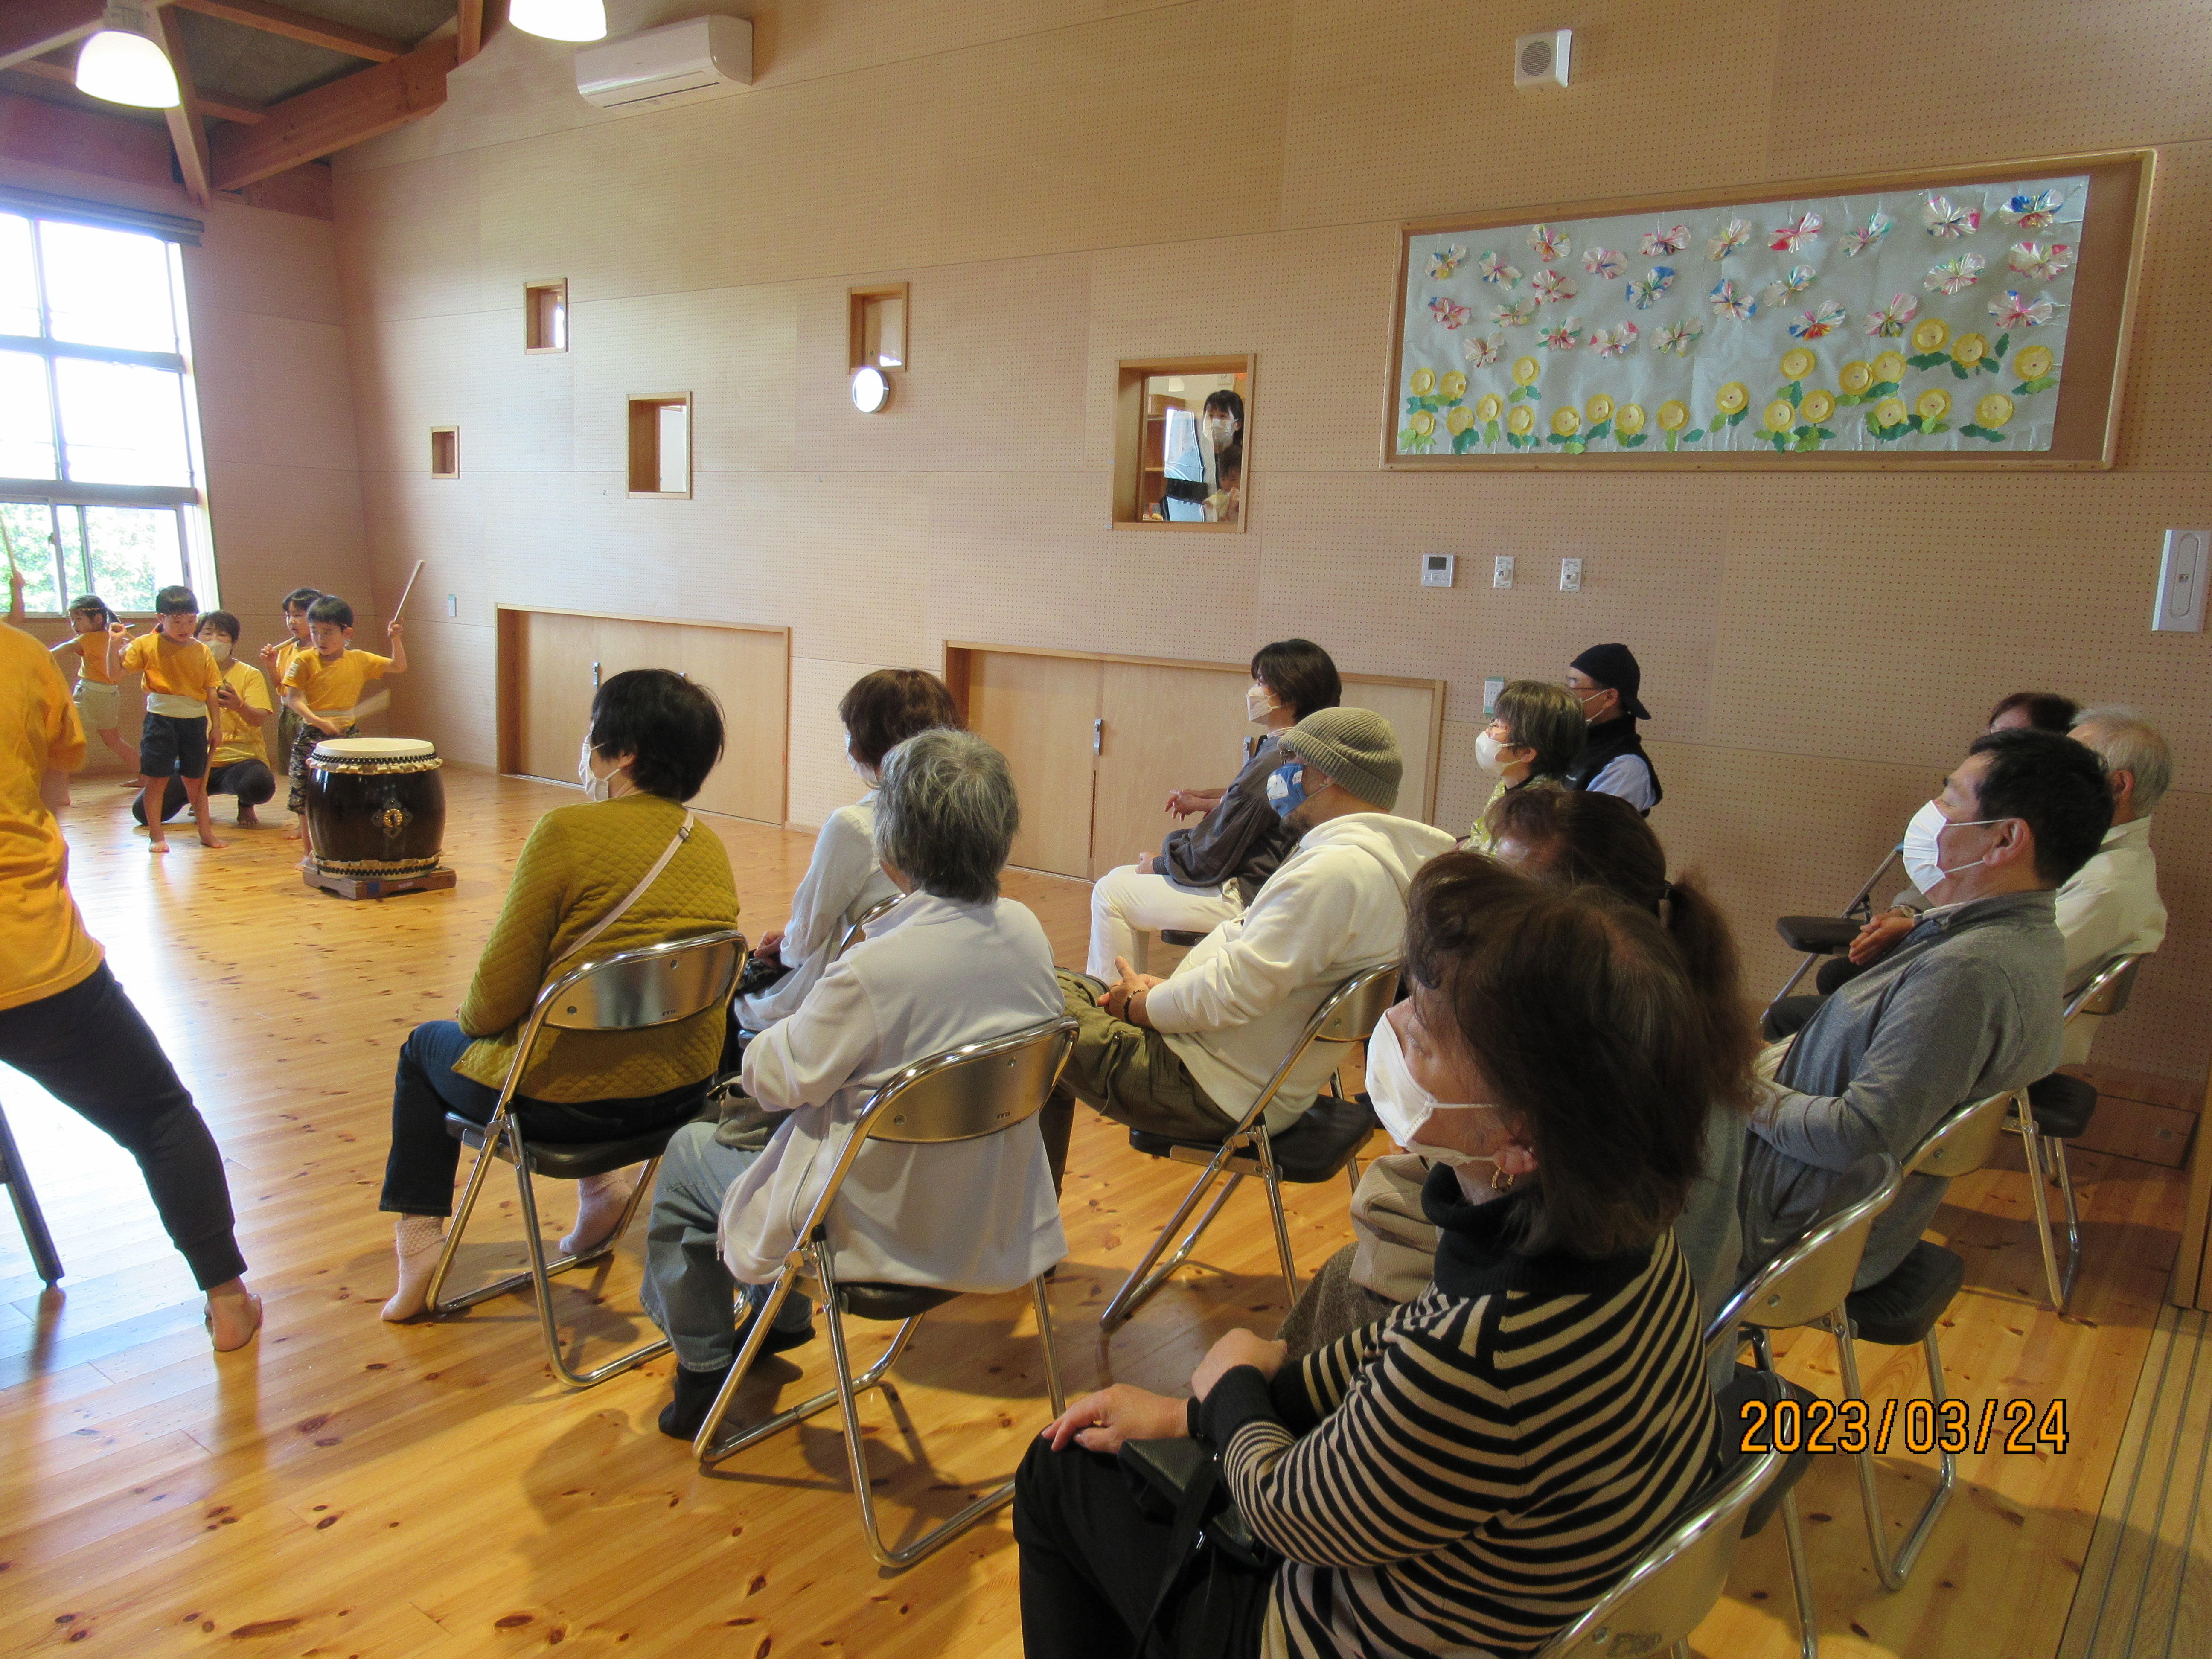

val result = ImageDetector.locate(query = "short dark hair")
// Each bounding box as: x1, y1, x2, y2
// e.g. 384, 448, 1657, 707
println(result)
154, 585, 197, 616
1405, 853, 1716, 1258
838, 669, 961, 771
198, 610, 241, 641
1988, 690, 2078, 733
1201, 389, 1245, 471
1965, 728, 2113, 885
67, 594, 115, 625
872, 728, 1019, 903
1249, 638, 1340, 721
1493, 679, 1586, 779
282, 587, 323, 614
306, 595, 354, 628
589, 669, 725, 802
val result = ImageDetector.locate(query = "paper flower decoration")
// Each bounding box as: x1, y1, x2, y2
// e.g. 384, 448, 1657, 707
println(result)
1654, 320, 1701, 356
1990, 289, 2063, 330
1800, 389, 1836, 423
1915, 388, 1952, 422
1512, 356, 1542, 386
2008, 242, 2073, 281
1951, 333, 1989, 367
1925, 252, 1987, 295
1762, 265, 1816, 309
1789, 301, 1848, 339
1540, 316, 1584, 352
1872, 350, 1909, 383
1910, 317, 1951, 353
1491, 297, 1538, 328
1779, 348, 1817, 382
1708, 278, 1757, 320
1641, 224, 1689, 256
1585, 393, 1615, 424
1839, 361, 1874, 395
1409, 368, 1436, 396
1446, 405, 1476, 435
1408, 410, 1435, 438
1627, 268, 1674, 309
1583, 248, 1626, 280
1531, 269, 1578, 305
2001, 190, 2064, 230
1615, 402, 1647, 435
1975, 393, 2014, 427
1529, 223, 1572, 261
1707, 218, 1751, 260
1428, 296, 1472, 329
1590, 323, 1640, 359
1479, 250, 1522, 286
1864, 294, 1918, 337
1761, 399, 1796, 434
1475, 392, 1504, 422
1769, 212, 1823, 253
2014, 345, 2055, 382
1461, 332, 1503, 367
1550, 405, 1581, 437
1841, 212, 1894, 256
1715, 382, 1750, 416
1657, 400, 1690, 431
1508, 404, 1536, 436
1427, 245, 1469, 280
1924, 196, 1982, 239
1874, 394, 1909, 427
1440, 370, 1468, 400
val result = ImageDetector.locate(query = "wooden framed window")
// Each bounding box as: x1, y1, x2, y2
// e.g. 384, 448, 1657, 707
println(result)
1112, 355, 1251, 530
849, 283, 908, 370
430, 426, 459, 478
627, 395, 691, 498
524, 279, 567, 352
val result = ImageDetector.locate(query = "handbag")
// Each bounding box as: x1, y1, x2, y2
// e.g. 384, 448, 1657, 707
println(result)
1118, 1437, 1278, 1658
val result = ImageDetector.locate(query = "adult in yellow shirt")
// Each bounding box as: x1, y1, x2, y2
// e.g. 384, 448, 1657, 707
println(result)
117, 586, 229, 853
0, 618, 261, 1350
131, 610, 277, 830
279, 593, 405, 855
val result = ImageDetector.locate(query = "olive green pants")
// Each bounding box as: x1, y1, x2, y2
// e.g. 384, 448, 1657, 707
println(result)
1042, 971, 1230, 1191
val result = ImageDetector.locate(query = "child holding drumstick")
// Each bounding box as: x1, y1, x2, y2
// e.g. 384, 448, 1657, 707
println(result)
281, 594, 406, 860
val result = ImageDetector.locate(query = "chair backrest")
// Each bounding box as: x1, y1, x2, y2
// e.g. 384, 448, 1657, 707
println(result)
1903, 1087, 2019, 1181
2065, 952, 2143, 1024
1232, 963, 1400, 1134
1532, 1371, 1791, 1659
1705, 1154, 1901, 1346
830, 894, 904, 966
856, 1017, 1079, 1146
538, 926, 748, 1033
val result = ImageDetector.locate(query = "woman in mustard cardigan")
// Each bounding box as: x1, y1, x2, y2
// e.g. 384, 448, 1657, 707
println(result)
378, 669, 741, 1320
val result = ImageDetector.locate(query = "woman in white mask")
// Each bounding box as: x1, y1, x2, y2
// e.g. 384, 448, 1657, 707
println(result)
1464, 678, 1586, 853
1084, 638, 1340, 978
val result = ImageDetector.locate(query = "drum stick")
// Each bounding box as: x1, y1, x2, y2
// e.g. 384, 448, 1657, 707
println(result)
390, 559, 426, 623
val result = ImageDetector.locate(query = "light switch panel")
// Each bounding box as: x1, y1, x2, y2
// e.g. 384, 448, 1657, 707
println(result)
1483, 677, 1505, 716
1493, 556, 1515, 589
2153, 529, 2207, 632
1559, 557, 1583, 592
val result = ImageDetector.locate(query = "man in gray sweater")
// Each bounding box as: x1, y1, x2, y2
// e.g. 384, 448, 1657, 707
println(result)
1740, 728, 2114, 1288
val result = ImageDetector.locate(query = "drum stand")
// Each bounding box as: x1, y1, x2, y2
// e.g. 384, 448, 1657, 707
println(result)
303, 865, 457, 900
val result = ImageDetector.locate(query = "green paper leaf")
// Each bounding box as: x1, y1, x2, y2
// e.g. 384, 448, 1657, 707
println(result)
1950, 361, 1969, 380
1994, 332, 2011, 358
1588, 419, 1612, 443
1870, 379, 1900, 397
1683, 428, 1706, 442
1620, 432, 1648, 448
2014, 373, 2059, 396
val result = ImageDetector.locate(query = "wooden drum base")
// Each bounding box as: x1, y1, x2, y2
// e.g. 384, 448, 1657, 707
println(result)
304, 864, 457, 901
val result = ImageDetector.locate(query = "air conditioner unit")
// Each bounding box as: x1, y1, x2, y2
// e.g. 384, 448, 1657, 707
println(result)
576, 15, 752, 114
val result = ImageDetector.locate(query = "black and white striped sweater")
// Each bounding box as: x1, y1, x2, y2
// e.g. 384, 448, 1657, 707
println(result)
1197, 1173, 1717, 1657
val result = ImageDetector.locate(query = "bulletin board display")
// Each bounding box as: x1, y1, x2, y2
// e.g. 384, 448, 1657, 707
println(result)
1382, 151, 2152, 471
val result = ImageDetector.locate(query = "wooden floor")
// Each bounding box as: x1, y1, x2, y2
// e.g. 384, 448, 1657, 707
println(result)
0, 768, 2188, 1657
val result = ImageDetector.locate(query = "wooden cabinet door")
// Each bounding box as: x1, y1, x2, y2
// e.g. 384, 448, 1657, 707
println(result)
965, 652, 1100, 877
1092, 662, 1252, 881
514, 610, 599, 785
591, 618, 788, 824
1342, 680, 1441, 826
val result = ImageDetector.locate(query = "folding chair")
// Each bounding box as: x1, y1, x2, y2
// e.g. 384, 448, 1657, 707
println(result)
422, 926, 747, 1388
1097, 963, 1396, 1333
734, 894, 901, 1045
1706, 1153, 1902, 1659
692, 1016, 1078, 1571
2014, 952, 2144, 1310
0, 1103, 62, 1286
1764, 843, 1904, 1027
1533, 1370, 1793, 1659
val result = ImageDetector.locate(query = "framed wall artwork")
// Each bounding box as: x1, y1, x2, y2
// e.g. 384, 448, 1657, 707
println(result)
1382, 150, 2152, 470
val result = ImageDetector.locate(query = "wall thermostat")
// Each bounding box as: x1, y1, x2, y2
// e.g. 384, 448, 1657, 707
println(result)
1421, 553, 1456, 588
1514, 29, 1572, 89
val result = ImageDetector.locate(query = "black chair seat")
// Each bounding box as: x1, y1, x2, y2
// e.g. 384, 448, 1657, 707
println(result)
444, 1099, 707, 1182
1718, 1365, 1820, 1538
1776, 915, 1860, 955
2026, 1073, 2099, 1140
1128, 1092, 1377, 1184
835, 1281, 962, 1321
1845, 1241, 1965, 1348
1158, 929, 1205, 947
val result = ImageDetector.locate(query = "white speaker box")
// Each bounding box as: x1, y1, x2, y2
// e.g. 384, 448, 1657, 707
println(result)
1513, 29, 1572, 89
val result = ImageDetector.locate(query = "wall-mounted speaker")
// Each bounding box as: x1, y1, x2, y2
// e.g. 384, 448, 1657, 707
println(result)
1513, 29, 1572, 90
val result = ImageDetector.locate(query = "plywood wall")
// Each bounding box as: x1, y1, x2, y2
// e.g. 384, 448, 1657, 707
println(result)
332, 0, 2212, 1087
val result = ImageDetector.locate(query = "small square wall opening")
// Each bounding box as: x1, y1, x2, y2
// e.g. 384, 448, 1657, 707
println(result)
430, 426, 459, 478
525, 280, 568, 352
627, 395, 691, 498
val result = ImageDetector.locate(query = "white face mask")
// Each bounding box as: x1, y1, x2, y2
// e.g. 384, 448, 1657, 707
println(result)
1245, 682, 1275, 725
201, 637, 233, 663
1475, 729, 1508, 774
846, 741, 878, 784
1365, 1013, 1500, 1170
1900, 798, 2004, 895
579, 737, 613, 802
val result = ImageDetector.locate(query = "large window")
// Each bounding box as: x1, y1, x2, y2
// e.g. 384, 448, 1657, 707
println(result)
0, 212, 207, 614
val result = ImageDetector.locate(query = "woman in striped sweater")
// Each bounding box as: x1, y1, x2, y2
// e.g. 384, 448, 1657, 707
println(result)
1014, 853, 1729, 1657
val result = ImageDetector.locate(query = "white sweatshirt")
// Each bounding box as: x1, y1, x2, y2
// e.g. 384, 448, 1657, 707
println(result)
1145, 811, 1456, 1130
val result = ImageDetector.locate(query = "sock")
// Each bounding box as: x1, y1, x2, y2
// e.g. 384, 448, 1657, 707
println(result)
558, 1167, 639, 1257
659, 1361, 735, 1441
381, 1215, 446, 1322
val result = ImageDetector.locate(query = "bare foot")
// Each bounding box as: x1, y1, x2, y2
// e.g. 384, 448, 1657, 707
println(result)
283, 827, 302, 841
204, 1283, 263, 1353
149, 841, 170, 854
236, 808, 258, 827
198, 833, 229, 849
116, 779, 142, 789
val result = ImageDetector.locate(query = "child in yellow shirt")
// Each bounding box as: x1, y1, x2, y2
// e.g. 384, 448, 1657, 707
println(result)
49, 594, 136, 779
259, 586, 320, 791
117, 586, 228, 853
132, 610, 276, 830
282, 593, 406, 857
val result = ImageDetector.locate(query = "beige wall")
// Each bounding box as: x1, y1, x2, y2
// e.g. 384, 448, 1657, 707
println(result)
332, 0, 2212, 1087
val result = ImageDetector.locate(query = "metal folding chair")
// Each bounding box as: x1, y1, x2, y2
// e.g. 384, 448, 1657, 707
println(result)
1097, 963, 1396, 1332
1764, 843, 1904, 1025
2014, 952, 2143, 1310
0, 1103, 62, 1286
422, 926, 747, 1388
734, 894, 900, 1045
1533, 1371, 1793, 1659
692, 1016, 1078, 1571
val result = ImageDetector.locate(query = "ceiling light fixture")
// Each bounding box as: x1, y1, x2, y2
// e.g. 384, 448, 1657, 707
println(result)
76, 2, 180, 110
508, 0, 610, 43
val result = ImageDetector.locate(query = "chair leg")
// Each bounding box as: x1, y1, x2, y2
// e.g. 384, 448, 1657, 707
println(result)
425, 1114, 512, 1313
509, 1150, 672, 1389
2052, 1140, 2082, 1306
1099, 1154, 1243, 1331
1832, 1309, 1954, 1591
0, 1109, 63, 1286
1254, 1132, 1299, 1309
1748, 1328, 1820, 1659
1033, 1275, 1067, 1416
2016, 1112, 2067, 1313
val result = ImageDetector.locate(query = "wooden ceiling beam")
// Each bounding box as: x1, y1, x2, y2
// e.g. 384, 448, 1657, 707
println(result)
164, 0, 408, 64
207, 34, 455, 191
457, 0, 486, 64
154, 4, 211, 208
0, 0, 107, 74
8, 53, 268, 124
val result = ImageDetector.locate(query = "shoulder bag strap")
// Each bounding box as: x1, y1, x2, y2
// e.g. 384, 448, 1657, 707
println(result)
562, 810, 696, 964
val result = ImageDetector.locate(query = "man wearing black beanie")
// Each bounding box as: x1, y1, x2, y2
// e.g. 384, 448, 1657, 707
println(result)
1564, 642, 1662, 814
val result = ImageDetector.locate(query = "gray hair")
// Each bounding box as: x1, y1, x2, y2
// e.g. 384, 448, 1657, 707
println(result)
873, 728, 1019, 903
2072, 706, 2174, 813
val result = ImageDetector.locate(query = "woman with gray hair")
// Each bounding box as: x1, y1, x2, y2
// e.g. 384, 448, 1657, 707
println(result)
639, 728, 1068, 1439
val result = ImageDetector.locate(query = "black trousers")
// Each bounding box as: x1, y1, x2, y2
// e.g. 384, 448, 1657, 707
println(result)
0, 964, 246, 1289
131, 758, 277, 825
1012, 1438, 1270, 1659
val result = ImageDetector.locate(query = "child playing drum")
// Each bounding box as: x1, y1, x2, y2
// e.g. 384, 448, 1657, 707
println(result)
280, 594, 407, 864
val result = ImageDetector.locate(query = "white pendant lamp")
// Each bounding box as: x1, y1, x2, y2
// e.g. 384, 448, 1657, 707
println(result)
76, 2, 181, 110
508, 0, 609, 42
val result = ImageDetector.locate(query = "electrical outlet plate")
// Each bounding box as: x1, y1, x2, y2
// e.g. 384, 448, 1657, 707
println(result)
1493, 555, 1515, 589
2153, 529, 2207, 632
1482, 677, 1505, 716
1559, 557, 1583, 592
1421, 553, 1456, 588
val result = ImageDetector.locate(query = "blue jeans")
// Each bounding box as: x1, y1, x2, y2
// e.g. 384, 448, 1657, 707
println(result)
639, 1121, 812, 1373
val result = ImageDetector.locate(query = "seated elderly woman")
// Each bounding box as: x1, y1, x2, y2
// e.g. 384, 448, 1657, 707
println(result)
1015, 853, 1726, 1658
728, 667, 959, 1032
377, 669, 739, 1321
1463, 676, 1585, 853
640, 728, 1067, 1439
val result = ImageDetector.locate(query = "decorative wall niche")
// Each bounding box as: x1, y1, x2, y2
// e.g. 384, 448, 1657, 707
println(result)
627, 395, 691, 498
524, 280, 568, 353
1112, 355, 1252, 529
430, 426, 459, 478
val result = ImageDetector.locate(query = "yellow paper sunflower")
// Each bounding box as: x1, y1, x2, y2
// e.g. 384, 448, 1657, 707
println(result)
1615, 402, 1647, 435
1512, 356, 1542, 386
1872, 350, 1908, 384
1799, 389, 1836, 423
1779, 347, 1817, 383
1586, 393, 1615, 424
1874, 395, 1909, 427
1551, 406, 1582, 437
1915, 388, 1951, 422
2015, 345, 2055, 381
1475, 392, 1504, 422
1508, 404, 1537, 436
1409, 410, 1436, 437
1716, 381, 1750, 415
1410, 368, 1437, 396
1839, 361, 1874, 395
1761, 399, 1796, 433
1446, 405, 1476, 434
1657, 400, 1690, 431
1951, 333, 1988, 367
1911, 318, 1951, 353
1441, 370, 1469, 400
1975, 393, 2014, 428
